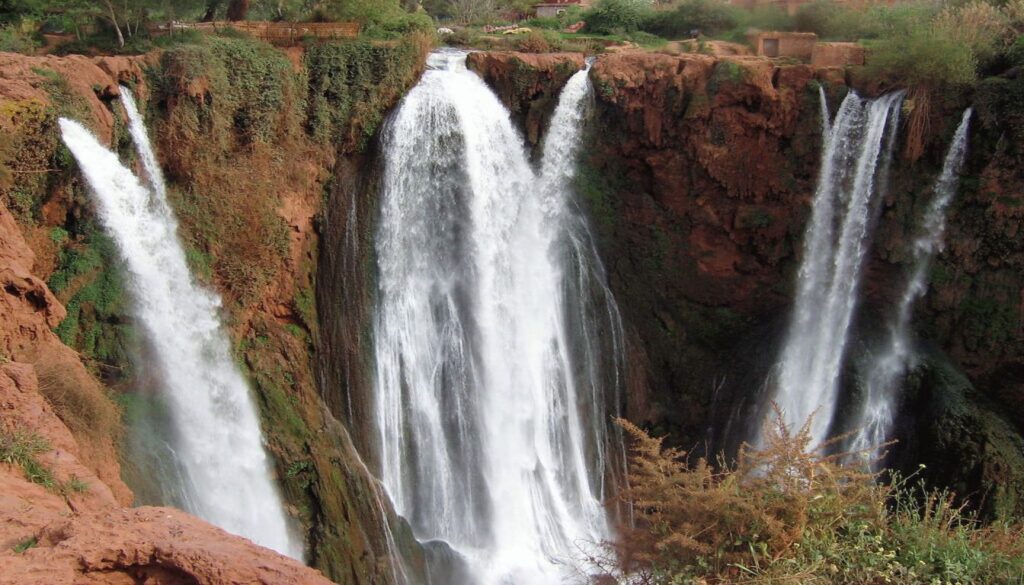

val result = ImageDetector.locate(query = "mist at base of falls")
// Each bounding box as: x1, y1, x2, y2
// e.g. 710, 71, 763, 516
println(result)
370, 51, 625, 584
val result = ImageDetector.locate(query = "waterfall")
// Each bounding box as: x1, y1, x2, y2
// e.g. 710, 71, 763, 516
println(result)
849, 109, 972, 461
59, 94, 299, 558
372, 51, 624, 584
771, 91, 904, 447
818, 85, 831, 141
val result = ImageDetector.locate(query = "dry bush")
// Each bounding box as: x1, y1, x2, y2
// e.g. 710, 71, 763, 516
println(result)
613, 411, 878, 579
35, 358, 120, 444
933, 0, 1013, 63
515, 31, 553, 53
903, 86, 931, 162
605, 409, 1024, 584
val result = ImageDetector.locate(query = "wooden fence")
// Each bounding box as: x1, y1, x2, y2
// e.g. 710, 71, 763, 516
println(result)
151, 21, 361, 45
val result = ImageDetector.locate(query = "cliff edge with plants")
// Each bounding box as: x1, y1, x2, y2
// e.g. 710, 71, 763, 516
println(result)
469, 48, 1024, 519
0, 32, 430, 583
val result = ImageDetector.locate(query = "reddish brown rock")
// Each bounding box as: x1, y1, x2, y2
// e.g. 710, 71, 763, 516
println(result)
0, 53, 151, 143
466, 51, 585, 146
0, 209, 332, 585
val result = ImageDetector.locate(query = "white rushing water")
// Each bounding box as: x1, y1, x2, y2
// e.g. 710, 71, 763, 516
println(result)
373, 51, 623, 584
848, 109, 973, 461
772, 90, 904, 447
59, 91, 299, 558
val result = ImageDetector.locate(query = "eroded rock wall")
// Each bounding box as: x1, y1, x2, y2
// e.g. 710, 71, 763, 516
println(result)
0, 35, 430, 583
471, 49, 1024, 517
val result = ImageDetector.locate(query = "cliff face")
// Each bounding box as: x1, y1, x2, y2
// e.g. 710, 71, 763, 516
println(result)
465, 51, 585, 148
0, 35, 430, 583
0, 202, 331, 584
580, 51, 832, 451
471, 49, 1024, 516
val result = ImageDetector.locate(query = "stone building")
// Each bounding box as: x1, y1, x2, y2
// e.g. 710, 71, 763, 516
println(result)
748, 31, 818, 59
535, 0, 592, 18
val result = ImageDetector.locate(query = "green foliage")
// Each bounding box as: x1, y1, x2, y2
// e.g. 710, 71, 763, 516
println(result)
866, 29, 977, 88
584, 0, 652, 34
1, 96, 73, 226
30, 67, 91, 121
974, 75, 1024, 155
312, 0, 426, 31
304, 36, 426, 149
0, 431, 55, 488
0, 22, 39, 52
794, 0, 935, 41
61, 475, 89, 493
294, 285, 316, 330
868, 30, 978, 88
285, 459, 315, 489
1010, 34, 1024, 67
732, 5, 793, 32
11, 536, 37, 554
959, 297, 1017, 352
49, 229, 131, 371
153, 35, 302, 150
643, 0, 738, 38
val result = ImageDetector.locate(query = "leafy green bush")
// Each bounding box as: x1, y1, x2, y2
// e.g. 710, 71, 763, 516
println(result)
1009, 34, 1024, 67
304, 36, 427, 148
794, 0, 935, 41
0, 23, 38, 53
642, 0, 738, 38
584, 0, 652, 34
867, 28, 977, 88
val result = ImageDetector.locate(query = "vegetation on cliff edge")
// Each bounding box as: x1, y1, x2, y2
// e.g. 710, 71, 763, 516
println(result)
603, 416, 1024, 584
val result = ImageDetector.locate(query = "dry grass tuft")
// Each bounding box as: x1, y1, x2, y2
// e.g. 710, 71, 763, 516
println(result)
35, 358, 120, 444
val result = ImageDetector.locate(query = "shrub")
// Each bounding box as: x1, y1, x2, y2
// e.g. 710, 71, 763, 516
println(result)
733, 5, 794, 33
601, 413, 1024, 584
642, 0, 738, 38
794, 0, 936, 41
866, 28, 977, 88
584, 0, 652, 34
1009, 34, 1024, 67
35, 359, 121, 445
0, 23, 38, 53
933, 0, 1013, 66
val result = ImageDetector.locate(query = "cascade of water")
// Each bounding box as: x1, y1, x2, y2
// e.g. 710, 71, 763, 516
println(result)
772, 90, 905, 447
372, 51, 624, 584
849, 109, 973, 461
818, 85, 831, 142
59, 108, 299, 557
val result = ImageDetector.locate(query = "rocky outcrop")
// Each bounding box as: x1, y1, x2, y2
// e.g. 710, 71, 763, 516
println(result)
1, 39, 429, 583
578, 51, 833, 452
0, 204, 330, 584
0, 364, 331, 585
466, 51, 584, 147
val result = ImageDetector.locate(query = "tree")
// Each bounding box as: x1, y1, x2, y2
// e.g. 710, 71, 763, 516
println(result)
96, 0, 124, 45
225, 0, 249, 20
203, 0, 222, 21
448, 0, 497, 24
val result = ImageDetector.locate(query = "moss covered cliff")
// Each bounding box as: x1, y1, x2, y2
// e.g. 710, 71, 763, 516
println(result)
0, 32, 430, 583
